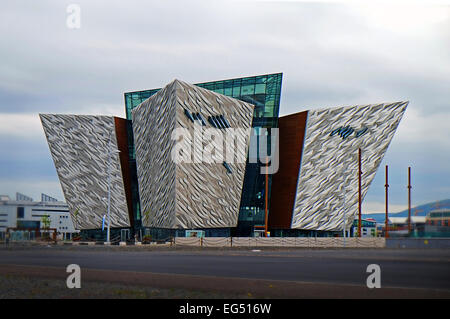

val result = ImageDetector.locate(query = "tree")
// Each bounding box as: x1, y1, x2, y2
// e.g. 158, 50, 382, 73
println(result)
41, 214, 51, 240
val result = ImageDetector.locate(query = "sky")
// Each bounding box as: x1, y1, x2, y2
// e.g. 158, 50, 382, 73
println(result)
0, 0, 449, 214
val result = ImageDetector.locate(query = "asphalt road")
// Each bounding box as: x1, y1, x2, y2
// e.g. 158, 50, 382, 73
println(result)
0, 246, 449, 292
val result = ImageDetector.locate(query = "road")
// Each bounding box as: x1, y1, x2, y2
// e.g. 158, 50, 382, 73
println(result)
0, 246, 449, 298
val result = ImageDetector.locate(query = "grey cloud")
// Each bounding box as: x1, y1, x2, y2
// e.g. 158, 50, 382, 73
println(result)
0, 1, 448, 205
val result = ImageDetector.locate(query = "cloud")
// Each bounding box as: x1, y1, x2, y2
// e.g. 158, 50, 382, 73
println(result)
0, 113, 43, 139
0, 179, 64, 202
363, 201, 406, 215
0, 105, 125, 140
395, 108, 450, 149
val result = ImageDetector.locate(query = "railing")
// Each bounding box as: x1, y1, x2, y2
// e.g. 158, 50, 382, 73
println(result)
174, 237, 386, 248
5, 230, 37, 242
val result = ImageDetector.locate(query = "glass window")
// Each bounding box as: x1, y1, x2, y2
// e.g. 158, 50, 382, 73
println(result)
214, 81, 224, 90
208, 116, 218, 128
232, 86, 241, 97
196, 113, 207, 126
241, 84, 255, 95
17, 207, 24, 219
255, 76, 266, 84
223, 162, 233, 174
255, 83, 265, 94
242, 77, 256, 86
264, 100, 275, 117
17, 220, 40, 229
216, 116, 226, 129
184, 109, 195, 122
223, 80, 233, 89
220, 115, 231, 128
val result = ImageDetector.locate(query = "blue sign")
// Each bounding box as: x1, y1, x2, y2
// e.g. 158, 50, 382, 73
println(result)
330, 126, 368, 140
102, 215, 106, 231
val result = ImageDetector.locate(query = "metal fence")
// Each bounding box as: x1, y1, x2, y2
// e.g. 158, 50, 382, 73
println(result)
174, 237, 386, 248
6, 230, 37, 242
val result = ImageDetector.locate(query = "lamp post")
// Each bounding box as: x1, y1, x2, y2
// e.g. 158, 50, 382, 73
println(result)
407, 167, 412, 235
358, 148, 362, 237
385, 165, 389, 238
340, 160, 347, 246
343, 191, 347, 247
264, 157, 269, 237
107, 142, 111, 244
105, 132, 120, 244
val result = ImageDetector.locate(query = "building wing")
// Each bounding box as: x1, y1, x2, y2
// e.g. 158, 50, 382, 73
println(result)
40, 114, 131, 229
291, 102, 408, 231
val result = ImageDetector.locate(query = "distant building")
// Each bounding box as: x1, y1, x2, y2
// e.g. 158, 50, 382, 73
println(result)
426, 209, 450, 227
389, 216, 427, 226
422, 209, 450, 237
0, 193, 77, 240
387, 216, 426, 237
351, 218, 377, 237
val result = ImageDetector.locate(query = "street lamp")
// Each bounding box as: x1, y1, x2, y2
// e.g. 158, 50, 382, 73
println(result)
342, 191, 347, 245
339, 162, 348, 246
105, 132, 120, 245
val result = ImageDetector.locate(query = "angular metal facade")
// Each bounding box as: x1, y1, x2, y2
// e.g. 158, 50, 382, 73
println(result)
40, 75, 409, 236
132, 80, 254, 229
291, 102, 408, 231
125, 73, 283, 234
40, 114, 131, 229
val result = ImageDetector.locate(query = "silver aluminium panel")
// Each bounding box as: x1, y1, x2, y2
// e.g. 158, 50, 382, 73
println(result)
291, 102, 408, 231
40, 114, 130, 229
132, 83, 177, 229
133, 80, 253, 229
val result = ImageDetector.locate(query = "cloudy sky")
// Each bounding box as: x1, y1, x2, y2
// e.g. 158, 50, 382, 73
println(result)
0, 0, 448, 213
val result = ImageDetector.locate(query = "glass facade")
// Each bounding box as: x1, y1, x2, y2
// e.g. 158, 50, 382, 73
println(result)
124, 73, 283, 236
144, 227, 231, 240
352, 219, 377, 228
17, 220, 40, 229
